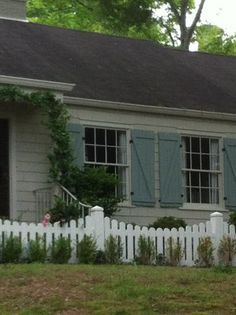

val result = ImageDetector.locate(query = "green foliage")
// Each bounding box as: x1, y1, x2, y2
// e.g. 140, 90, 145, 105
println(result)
0, 235, 22, 263
149, 216, 186, 229
228, 211, 236, 226
28, 238, 47, 263
136, 235, 156, 265
218, 235, 236, 267
51, 237, 71, 264
197, 24, 236, 56
104, 235, 123, 264
165, 237, 183, 266
69, 167, 121, 217
77, 235, 97, 264
196, 236, 214, 267
49, 198, 82, 224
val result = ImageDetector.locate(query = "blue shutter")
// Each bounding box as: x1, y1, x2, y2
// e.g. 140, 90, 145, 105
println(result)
224, 138, 236, 210
131, 130, 155, 207
68, 123, 84, 168
159, 133, 182, 207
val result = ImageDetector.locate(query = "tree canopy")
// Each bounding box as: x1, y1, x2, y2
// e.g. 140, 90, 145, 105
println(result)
27, 0, 206, 50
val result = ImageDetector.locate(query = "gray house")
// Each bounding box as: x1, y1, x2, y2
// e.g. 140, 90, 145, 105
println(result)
1, 0, 236, 225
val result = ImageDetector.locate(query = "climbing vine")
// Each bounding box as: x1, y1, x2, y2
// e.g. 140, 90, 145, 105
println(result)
0, 85, 74, 186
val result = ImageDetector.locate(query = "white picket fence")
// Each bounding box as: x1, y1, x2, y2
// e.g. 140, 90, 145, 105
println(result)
0, 207, 235, 266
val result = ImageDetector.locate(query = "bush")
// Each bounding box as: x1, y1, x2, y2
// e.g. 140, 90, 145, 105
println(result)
28, 237, 47, 263
104, 235, 123, 264
77, 235, 97, 264
49, 198, 81, 224
166, 237, 183, 266
1, 235, 22, 263
69, 167, 122, 217
218, 235, 236, 267
228, 211, 236, 226
149, 216, 186, 230
136, 235, 156, 265
196, 236, 214, 267
51, 237, 71, 264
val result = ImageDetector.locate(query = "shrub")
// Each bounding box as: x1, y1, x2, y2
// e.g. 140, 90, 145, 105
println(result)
218, 235, 236, 266
149, 216, 186, 230
1, 235, 22, 263
196, 236, 214, 267
49, 198, 81, 224
136, 235, 156, 265
28, 237, 47, 263
165, 237, 183, 266
228, 211, 236, 227
77, 235, 97, 264
104, 235, 123, 264
51, 237, 71, 264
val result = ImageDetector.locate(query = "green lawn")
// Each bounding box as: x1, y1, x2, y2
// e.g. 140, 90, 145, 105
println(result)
0, 264, 236, 315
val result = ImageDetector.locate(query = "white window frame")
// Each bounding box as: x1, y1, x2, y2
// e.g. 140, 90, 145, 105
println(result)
180, 134, 224, 211
84, 126, 129, 199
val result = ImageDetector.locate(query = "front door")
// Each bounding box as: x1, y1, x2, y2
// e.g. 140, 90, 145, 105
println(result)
0, 119, 9, 218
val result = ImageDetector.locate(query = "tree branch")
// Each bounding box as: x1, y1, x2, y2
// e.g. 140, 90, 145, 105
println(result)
187, 0, 206, 42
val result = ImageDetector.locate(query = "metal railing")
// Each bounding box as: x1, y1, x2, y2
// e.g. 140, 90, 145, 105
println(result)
34, 184, 91, 222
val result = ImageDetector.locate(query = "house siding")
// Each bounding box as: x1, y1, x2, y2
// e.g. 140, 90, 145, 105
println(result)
0, 104, 51, 222
68, 103, 236, 225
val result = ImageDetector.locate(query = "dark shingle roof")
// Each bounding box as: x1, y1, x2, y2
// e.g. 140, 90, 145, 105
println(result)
1, 19, 236, 114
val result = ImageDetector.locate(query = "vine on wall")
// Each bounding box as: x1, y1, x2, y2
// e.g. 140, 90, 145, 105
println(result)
0, 85, 74, 186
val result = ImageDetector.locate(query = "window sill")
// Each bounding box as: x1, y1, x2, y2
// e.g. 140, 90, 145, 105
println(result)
179, 204, 228, 212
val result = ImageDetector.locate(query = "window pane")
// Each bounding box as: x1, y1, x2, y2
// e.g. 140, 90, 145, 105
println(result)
184, 137, 190, 152
210, 189, 219, 204
202, 154, 209, 170
85, 128, 94, 144
191, 137, 200, 153
107, 147, 116, 163
185, 153, 191, 169
192, 154, 200, 169
117, 131, 126, 146
117, 167, 127, 198
201, 172, 209, 188
192, 188, 200, 203
201, 138, 209, 153
209, 174, 218, 188
184, 171, 190, 186
191, 172, 199, 187
85, 145, 95, 162
186, 187, 191, 202
107, 129, 116, 145
201, 188, 209, 203
117, 148, 127, 164
96, 129, 105, 145
96, 146, 105, 162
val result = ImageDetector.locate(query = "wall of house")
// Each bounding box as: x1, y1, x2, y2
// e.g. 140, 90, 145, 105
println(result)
68, 103, 236, 225
0, 103, 51, 222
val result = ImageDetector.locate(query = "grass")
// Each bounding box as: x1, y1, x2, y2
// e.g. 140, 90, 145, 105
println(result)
0, 264, 236, 314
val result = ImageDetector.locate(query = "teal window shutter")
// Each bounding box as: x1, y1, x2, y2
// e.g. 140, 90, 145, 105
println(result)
68, 123, 84, 168
159, 133, 182, 208
224, 138, 236, 210
131, 130, 155, 207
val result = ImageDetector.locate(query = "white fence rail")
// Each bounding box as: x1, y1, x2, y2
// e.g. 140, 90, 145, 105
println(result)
0, 208, 236, 265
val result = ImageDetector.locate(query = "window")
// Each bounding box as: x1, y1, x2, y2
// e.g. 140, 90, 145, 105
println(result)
84, 127, 128, 198
182, 136, 220, 204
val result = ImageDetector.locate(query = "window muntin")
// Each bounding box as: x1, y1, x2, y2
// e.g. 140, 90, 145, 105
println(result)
84, 127, 128, 198
182, 136, 220, 204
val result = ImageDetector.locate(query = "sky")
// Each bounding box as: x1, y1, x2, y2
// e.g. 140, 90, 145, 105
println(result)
195, 0, 236, 35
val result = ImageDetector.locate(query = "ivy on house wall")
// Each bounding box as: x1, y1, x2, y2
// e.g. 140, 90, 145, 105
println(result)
0, 85, 75, 186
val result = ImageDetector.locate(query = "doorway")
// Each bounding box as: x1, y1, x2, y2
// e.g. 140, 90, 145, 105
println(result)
0, 119, 9, 218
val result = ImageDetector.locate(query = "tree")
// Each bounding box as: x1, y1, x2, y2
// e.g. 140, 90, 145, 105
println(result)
27, 0, 207, 50
197, 24, 236, 56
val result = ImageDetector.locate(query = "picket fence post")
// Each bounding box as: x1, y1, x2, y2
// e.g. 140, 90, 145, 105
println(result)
90, 205, 105, 250
210, 211, 224, 264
